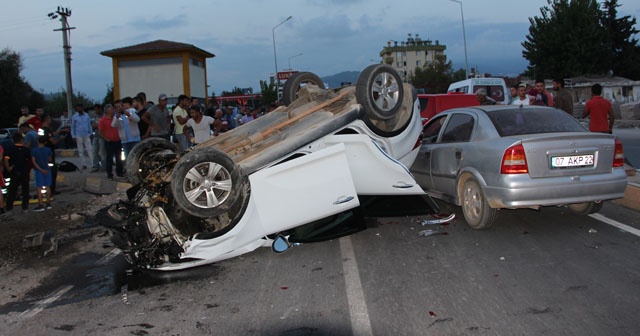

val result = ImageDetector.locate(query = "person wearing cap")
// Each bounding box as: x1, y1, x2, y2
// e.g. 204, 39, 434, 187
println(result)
142, 93, 171, 141
475, 88, 496, 105
511, 83, 530, 106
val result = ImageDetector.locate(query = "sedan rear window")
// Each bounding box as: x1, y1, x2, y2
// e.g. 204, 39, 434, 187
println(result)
488, 108, 587, 136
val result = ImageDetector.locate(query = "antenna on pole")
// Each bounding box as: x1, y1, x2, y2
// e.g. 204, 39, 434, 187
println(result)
48, 6, 75, 115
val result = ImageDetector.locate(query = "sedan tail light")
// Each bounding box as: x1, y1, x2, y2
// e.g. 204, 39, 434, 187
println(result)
501, 144, 528, 174
613, 138, 624, 167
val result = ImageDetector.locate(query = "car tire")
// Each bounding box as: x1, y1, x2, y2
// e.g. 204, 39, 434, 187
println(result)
356, 64, 404, 121
461, 178, 497, 229
567, 202, 603, 215
170, 148, 247, 218
281, 72, 325, 105
125, 137, 179, 185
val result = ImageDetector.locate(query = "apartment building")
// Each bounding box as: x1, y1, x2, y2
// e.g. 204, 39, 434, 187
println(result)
379, 34, 447, 82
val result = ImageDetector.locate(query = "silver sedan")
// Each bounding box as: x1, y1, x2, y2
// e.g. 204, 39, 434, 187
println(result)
410, 105, 628, 229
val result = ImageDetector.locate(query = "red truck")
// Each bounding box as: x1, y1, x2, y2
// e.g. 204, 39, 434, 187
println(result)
418, 93, 478, 120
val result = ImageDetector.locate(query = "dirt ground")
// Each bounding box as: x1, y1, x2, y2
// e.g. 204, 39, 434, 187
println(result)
0, 187, 125, 307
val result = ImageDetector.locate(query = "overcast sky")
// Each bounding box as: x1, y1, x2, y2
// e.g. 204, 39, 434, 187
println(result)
2, 0, 639, 101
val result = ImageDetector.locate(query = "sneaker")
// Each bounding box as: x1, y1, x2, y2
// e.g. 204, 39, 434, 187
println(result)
33, 205, 46, 212
46, 203, 52, 210
90, 167, 100, 173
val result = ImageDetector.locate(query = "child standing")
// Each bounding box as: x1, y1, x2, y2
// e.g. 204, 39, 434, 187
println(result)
4, 132, 31, 212
31, 135, 53, 212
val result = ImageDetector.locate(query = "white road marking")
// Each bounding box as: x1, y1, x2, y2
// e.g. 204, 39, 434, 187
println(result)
590, 213, 640, 237
96, 248, 122, 265
339, 236, 373, 336
19, 285, 73, 318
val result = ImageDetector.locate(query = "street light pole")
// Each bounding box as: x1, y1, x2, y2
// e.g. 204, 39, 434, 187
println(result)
288, 53, 303, 70
273, 16, 292, 101
449, 0, 469, 79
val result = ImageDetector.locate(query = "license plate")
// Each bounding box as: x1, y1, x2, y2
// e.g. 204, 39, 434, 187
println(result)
551, 155, 594, 168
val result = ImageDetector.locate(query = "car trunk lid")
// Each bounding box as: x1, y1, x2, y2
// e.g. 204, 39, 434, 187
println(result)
516, 132, 617, 178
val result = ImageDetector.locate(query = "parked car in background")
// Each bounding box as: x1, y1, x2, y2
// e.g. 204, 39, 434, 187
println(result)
411, 105, 627, 229
0, 127, 18, 139
447, 77, 509, 105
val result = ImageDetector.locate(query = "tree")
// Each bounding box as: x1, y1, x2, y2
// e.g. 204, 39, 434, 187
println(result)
409, 55, 464, 93
601, 0, 640, 78
44, 90, 95, 117
102, 83, 114, 105
0, 48, 44, 127
522, 0, 640, 79
260, 80, 277, 106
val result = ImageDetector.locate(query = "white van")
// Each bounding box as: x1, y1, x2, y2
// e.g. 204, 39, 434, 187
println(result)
447, 78, 509, 104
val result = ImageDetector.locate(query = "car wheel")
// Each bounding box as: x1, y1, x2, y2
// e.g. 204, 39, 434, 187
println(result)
356, 64, 404, 121
461, 178, 497, 229
567, 202, 603, 215
170, 148, 247, 218
281, 72, 325, 105
125, 137, 179, 185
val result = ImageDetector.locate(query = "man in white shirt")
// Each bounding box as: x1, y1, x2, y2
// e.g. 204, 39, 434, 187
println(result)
510, 83, 530, 106
185, 105, 214, 145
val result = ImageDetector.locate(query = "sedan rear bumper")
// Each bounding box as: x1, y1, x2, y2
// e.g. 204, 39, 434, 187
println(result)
483, 168, 628, 208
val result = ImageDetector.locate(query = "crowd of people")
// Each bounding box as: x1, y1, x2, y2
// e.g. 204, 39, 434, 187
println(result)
475, 80, 613, 134
0, 91, 272, 215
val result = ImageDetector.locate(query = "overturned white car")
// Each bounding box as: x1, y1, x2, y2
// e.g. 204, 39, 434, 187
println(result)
101, 65, 440, 270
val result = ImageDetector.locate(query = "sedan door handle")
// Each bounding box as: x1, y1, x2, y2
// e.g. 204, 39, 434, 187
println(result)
455, 151, 462, 159
334, 196, 355, 205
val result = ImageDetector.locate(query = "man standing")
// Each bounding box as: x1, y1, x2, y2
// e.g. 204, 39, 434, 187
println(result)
18, 106, 35, 126
71, 103, 94, 170
143, 93, 171, 140
583, 84, 614, 134
135, 93, 150, 139
535, 80, 554, 107
26, 107, 44, 131
58, 110, 73, 149
90, 104, 106, 172
552, 78, 573, 116
39, 113, 63, 195
99, 104, 124, 180
3, 133, 31, 212
112, 96, 141, 157
510, 83, 530, 106
20, 122, 38, 149
508, 85, 518, 105
172, 95, 191, 152
185, 105, 215, 144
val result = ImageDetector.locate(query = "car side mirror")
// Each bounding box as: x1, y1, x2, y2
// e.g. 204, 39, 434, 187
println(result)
272, 235, 291, 253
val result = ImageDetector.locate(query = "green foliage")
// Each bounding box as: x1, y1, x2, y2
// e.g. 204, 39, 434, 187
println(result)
409, 55, 465, 93
523, 0, 640, 79
221, 87, 244, 96
0, 48, 44, 127
44, 90, 95, 117
260, 80, 277, 106
102, 83, 114, 105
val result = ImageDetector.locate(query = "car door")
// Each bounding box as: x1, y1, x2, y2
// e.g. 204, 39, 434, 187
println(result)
430, 113, 476, 201
411, 114, 448, 190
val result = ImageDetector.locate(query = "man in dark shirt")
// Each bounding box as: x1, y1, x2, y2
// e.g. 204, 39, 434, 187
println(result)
40, 113, 63, 194
3, 133, 32, 211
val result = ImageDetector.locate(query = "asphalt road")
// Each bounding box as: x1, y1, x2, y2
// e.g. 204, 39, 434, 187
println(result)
1, 200, 639, 336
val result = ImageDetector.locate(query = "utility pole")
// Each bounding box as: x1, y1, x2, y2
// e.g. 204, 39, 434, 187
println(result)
48, 7, 75, 115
